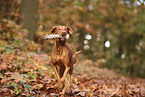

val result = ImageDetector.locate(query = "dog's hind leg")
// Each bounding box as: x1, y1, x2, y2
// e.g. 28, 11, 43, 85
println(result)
58, 65, 65, 78
60, 66, 70, 82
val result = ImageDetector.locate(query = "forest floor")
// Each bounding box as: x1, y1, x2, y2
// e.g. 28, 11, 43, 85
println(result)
0, 51, 144, 97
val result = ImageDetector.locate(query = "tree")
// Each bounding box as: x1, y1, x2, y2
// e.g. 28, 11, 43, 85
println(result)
20, 0, 38, 40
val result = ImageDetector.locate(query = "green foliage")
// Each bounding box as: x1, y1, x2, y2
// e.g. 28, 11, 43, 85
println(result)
0, 19, 39, 51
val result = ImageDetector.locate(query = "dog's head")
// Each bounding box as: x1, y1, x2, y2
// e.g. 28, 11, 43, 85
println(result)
51, 26, 73, 41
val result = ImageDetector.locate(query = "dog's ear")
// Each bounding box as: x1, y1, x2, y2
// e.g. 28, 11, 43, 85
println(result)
51, 27, 57, 33
67, 27, 73, 35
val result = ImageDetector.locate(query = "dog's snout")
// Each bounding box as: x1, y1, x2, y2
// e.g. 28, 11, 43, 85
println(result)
61, 31, 67, 35
62, 31, 66, 33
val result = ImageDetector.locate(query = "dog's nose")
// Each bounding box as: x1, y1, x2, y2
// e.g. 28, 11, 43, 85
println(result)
61, 31, 66, 34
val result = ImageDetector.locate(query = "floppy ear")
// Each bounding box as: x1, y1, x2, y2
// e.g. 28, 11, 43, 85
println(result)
51, 27, 57, 33
67, 27, 73, 35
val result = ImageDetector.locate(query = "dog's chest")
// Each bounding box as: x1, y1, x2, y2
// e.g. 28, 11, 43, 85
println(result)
51, 47, 70, 65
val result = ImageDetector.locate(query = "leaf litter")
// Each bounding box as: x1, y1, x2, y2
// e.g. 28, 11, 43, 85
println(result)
0, 51, 144, 96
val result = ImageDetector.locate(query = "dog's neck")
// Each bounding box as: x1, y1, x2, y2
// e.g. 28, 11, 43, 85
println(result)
54, 39, 66, 54
56, 39, 65, 47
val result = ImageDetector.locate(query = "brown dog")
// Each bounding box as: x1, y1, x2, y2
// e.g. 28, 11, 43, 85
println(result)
50, 26, 78, 94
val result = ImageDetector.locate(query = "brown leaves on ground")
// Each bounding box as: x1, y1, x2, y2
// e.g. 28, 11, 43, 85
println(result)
0, 51, 145, 96
71, 59, 145, 96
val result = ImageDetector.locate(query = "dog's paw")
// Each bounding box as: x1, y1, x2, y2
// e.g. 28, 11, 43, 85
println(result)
56, 82, 64, 90
60, 79, 65, 83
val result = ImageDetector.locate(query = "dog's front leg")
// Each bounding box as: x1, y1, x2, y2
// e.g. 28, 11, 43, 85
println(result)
52, 64, 65, 92
60, 66, 70, 95
68, 74, 72, 93
51, 64, 61, 82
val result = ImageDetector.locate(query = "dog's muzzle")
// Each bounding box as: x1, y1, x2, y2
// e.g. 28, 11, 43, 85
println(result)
65, 34, 70, 39
60, 34, 70, 41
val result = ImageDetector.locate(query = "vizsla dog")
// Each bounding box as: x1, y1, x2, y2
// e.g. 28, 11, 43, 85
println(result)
50, 26, 80, 94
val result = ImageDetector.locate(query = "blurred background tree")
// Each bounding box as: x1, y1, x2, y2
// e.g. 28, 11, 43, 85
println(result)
20, 0, 38, 40
0, 0, 145, 78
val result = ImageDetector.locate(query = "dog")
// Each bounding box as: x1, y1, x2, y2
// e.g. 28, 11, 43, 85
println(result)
50, 26, 80, 94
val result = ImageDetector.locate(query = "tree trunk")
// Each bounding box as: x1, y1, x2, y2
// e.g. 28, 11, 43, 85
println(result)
20, 0, 38, 40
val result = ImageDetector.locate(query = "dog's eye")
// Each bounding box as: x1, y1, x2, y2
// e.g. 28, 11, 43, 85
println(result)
58, 29, 61, 30
64, 29, 67, 30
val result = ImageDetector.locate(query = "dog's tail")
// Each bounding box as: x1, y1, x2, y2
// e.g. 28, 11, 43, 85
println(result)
75, 50, 82, 54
